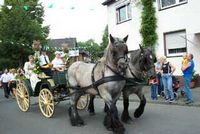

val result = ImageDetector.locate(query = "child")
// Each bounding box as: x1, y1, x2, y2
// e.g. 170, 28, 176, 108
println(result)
181, 53, 188, 69
149, 76, 159, 100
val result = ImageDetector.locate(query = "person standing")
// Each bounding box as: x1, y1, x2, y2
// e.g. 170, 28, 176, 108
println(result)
161, 56, 176, 103
155, 56, 163, 96
181, 53, 194, 104
0, 69, 11, 98
149, 76, 159, 100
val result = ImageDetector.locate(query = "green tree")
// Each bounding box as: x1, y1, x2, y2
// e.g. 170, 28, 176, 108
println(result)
78, 39, 100, 62
100, 25, 109, 52
0, 0, 49, 70
140, 0, 157, 49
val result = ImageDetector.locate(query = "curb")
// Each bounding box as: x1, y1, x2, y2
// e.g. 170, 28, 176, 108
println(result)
124, 97, 200, 107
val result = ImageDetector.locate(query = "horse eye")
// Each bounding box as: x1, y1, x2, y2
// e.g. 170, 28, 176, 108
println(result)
149, 55, 153, 59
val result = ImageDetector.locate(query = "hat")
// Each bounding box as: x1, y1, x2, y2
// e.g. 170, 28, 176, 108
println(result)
54, 51, 62, 55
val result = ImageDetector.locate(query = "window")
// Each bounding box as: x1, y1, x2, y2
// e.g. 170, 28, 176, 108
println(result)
116, 3, 131, 24
164, 30, 187, 57
159, 0, 187, 9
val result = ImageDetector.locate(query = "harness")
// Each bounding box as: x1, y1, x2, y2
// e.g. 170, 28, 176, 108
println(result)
91, 62, 126, 95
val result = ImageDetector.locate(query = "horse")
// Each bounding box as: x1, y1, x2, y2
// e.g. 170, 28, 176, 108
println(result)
88, 45, 157, 124
67, 34, 129, 134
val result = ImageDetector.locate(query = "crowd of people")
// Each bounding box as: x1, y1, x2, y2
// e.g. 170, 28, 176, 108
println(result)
0, 49, 67, 99
149, 53, 195, 104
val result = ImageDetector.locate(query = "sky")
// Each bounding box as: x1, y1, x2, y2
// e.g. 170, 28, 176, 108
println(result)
40, 0, 108, 43
0, 0, 108, 43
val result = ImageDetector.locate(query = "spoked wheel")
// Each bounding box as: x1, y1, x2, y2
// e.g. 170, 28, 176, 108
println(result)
39, 88, 55, 118
16, 82, 30, 112
77, 94, 89, 110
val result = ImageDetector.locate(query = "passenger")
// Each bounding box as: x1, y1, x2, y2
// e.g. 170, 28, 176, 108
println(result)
39, 49, 52, 76
23, 55, 40, 91
52, 51, 65, 72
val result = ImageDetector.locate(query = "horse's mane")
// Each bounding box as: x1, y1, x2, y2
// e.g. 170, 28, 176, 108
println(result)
129, 49, 141, 64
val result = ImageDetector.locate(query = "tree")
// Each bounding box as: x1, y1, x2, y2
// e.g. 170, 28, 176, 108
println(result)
78, 39, 100, 62
100, 25, 109, 52
0, 0, 49, 70
140, 0, 157, 49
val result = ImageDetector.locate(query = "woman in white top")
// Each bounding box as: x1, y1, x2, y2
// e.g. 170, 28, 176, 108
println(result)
52, 51, 65, 72
23, 55, 35, 79
23, 55, 40, 91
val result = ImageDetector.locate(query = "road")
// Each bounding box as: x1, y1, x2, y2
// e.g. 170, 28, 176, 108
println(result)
0, 93, 200, 134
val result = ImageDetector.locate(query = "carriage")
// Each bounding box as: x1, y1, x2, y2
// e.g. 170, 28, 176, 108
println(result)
15, 68, 89, 118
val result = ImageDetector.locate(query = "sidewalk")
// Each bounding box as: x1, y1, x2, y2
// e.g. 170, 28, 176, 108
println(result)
127, 86, 200, 107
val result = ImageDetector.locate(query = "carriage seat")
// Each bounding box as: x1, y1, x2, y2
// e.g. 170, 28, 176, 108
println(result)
52, 70, 67, 85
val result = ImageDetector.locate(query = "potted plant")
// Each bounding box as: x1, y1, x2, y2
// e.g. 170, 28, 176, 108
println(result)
190, 70, 199, 88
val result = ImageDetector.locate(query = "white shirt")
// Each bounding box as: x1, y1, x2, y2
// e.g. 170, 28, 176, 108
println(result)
52, 58, 65, 68
9, 73, 16, 81
0, 73, 11, 83
23, 61, 35, 78
39, 54, 50, 66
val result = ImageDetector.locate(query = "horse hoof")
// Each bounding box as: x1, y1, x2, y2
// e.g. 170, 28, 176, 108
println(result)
106, 127, 113, 131
121, 117, 133, 124
134, 108, 144, 118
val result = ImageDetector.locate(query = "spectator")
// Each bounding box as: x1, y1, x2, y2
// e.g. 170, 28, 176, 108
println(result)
155, 56, 163, 96
8, 69, 17, 98
52, 51, 65, 72
161, 56, 176, 103
0, 69, 11, 98
149, 76, 158, 100
181, 53, 194, 104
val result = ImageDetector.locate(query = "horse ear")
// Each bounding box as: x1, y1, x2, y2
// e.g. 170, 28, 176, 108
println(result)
139, 44, 144, 53
123, 35, 128, 43
110, 34, 115, 44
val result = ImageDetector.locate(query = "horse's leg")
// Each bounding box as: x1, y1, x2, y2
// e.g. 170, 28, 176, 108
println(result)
121, 89, 133, 124
88, 94, 96, 116
68, 91, 85, 126
134, 88, 146, 118
103, 100, 125, 134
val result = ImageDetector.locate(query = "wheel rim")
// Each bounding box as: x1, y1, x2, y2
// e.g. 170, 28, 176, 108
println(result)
39, 88, 54, 118
16, 82, 30, 112
77, 94, 89, 110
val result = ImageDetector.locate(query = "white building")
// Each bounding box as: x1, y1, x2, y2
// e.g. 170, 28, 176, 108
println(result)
103, 0, 200, 75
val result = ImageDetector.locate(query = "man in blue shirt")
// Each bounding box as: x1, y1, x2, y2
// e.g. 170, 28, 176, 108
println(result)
181, 53, 194, 104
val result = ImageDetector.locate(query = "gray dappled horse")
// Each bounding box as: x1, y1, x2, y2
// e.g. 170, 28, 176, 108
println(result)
67, 34, 128, 134
88, 45, 157, 124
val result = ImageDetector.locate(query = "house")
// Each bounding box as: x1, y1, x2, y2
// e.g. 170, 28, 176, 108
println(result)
48, 38, 77, 49
48, 38, 90, 63
102, 0, 200, 75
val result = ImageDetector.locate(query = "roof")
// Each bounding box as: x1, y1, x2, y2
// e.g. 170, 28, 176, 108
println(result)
48, 38, 77, 49
102, 0, 116, 6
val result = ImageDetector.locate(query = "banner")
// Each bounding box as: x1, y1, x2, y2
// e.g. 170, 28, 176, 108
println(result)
69, 49, 79, 57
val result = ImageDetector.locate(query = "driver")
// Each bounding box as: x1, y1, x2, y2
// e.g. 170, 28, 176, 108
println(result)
51, 51, 65, 72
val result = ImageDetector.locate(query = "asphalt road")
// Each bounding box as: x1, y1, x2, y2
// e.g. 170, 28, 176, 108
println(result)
0, 93, 200, 134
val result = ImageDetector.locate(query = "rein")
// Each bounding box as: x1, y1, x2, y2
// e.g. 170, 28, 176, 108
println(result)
90, 63, 126, 95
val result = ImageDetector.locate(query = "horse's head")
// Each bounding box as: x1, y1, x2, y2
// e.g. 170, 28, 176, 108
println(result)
136, 44, 157, 78
109, 34, 129, 74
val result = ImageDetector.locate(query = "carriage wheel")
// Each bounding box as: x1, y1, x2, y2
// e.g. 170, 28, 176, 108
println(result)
16, 82, 30, 112
77, 94, 89, 110
39, 88, 55, 118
